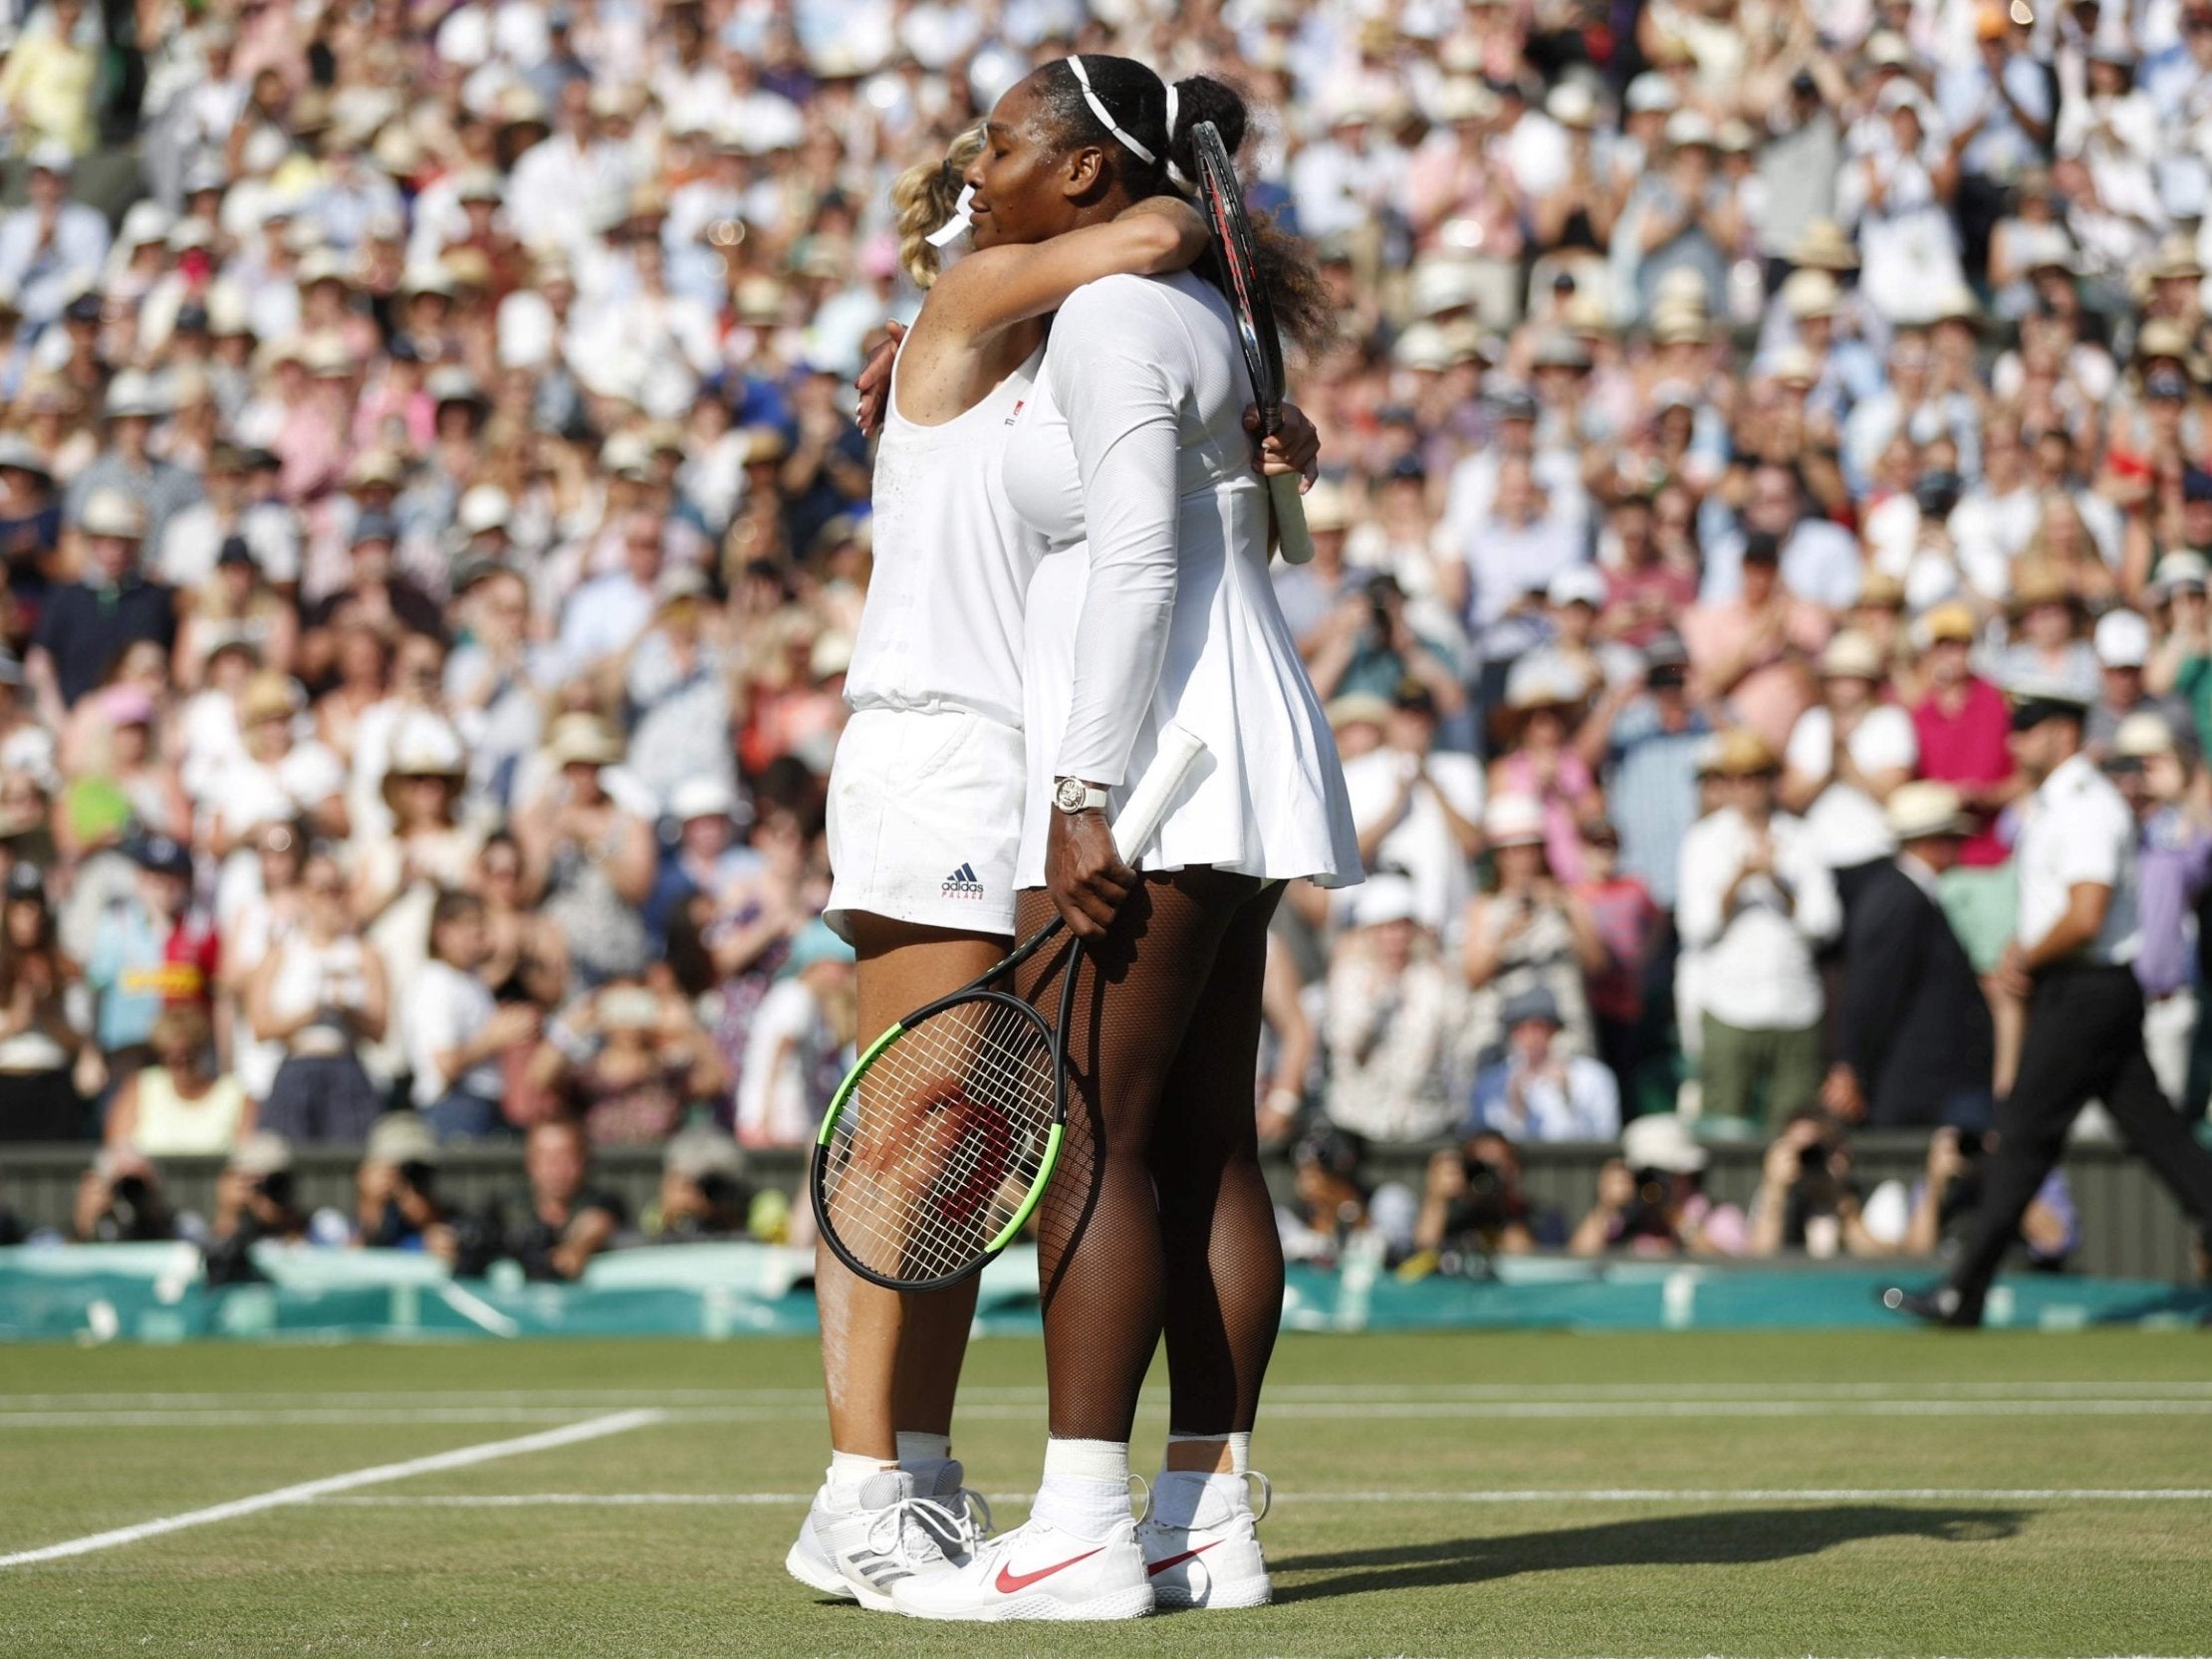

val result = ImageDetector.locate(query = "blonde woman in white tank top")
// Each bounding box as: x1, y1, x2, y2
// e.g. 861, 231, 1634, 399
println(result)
105, 1005, 251, 1157
800, 126, 1321, 1606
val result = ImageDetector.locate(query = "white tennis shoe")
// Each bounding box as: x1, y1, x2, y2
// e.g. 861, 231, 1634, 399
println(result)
789, 1466, 984, 1610
784, 1484, 860, 1601
1137, 1470, 1273, 1608
890, 1515, 1154, 1622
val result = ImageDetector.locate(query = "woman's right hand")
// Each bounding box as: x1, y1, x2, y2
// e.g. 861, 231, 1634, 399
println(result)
853, 320, 907, 437
1045, 805, 1135, 942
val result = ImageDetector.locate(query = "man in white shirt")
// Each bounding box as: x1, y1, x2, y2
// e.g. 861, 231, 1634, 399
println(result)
0, 143, 111, 326
1887, 680, 2212, 1325
1339, 682, 1484, 941
1700, 460, 1862, 611
1676, 728, 1843, 1125
556, 510, 664, 677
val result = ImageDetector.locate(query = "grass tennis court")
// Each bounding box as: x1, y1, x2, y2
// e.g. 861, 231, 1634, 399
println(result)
4, 1330, 2210, 1658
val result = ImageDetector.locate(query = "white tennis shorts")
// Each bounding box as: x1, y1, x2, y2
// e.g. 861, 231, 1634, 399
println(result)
825, 705, 1025, 943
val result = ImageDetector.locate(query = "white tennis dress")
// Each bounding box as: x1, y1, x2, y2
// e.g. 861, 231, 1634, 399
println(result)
825, 344, 1045, 941
1002, 271, 1360, 890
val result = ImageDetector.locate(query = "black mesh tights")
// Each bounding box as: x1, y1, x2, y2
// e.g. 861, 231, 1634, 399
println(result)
1015, 871, 1285, 1444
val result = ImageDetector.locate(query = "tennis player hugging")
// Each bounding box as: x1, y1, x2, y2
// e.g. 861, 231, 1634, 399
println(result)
791, 54, 1360, 1623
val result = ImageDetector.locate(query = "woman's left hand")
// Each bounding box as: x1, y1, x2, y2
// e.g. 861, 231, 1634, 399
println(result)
1045, 806, 1135, 942
1248, 402, 1321, 489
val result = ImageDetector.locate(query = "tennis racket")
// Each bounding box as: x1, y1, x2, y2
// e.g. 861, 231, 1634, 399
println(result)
812, 725, 1209, 1292
1188, 118, 1314, 567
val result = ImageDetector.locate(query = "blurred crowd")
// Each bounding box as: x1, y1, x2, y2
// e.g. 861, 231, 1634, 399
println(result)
0, 0, 2209, 1279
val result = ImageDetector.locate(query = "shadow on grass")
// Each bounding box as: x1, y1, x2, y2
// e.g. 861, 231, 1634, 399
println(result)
1273, 1505, 2026, 1602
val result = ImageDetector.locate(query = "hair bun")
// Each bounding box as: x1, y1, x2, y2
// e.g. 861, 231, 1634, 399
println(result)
1167, 74, 1249, 180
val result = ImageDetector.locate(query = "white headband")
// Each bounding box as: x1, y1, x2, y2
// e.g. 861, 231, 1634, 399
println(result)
1162, 84, 1189, 189
925, 183, 975, 249
1067, 56, 1156, 166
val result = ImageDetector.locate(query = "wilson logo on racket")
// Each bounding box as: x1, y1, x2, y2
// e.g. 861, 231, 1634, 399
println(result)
812, 726, 1209, 1293
932, 1098, 1017, 1227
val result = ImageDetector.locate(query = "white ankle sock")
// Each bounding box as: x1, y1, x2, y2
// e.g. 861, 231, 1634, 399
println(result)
1157, 1430, 1251, 1526
1030, 1438, 1130, 1539
895, 1431, 952, 1466
828, 1449, 896, 1504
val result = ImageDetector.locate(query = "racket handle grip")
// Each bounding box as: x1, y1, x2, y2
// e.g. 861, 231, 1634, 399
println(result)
1112, 724, 1208, 861
1270, 471, 1315, 566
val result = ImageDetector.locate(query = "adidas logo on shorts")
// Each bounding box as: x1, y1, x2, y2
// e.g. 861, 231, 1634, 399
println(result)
942, 863, 986, 898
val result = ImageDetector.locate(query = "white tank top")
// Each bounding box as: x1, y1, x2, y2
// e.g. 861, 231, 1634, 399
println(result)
132, 1067, 249, 1157
844, 343, 1045, 731
268, 933, 371, 1054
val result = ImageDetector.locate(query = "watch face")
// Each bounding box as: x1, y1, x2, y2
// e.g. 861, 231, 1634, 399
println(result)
1055, 778, 1086, 812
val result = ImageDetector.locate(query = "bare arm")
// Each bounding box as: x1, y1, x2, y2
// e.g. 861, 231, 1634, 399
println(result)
25, 646, 64, 732
922, 197, 1208, 346
1561, 889, 1608, 976
246, 950, 312, 1045
606, 813, 657, 907
105, 1074, 141, 1147
550, 1205, 616, 1280
1258, 933, 1314, 1139
355, 949, 388, 1045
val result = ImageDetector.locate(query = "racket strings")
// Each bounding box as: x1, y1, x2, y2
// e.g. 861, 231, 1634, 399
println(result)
819, 994, 1059, 1284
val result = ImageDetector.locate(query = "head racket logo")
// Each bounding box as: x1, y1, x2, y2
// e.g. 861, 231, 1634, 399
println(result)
933, 1097, 1016, 1227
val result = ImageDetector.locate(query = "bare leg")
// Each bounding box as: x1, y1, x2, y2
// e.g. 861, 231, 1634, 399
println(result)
818, 916, 1003, 1460
1985, 975, 2025, 1099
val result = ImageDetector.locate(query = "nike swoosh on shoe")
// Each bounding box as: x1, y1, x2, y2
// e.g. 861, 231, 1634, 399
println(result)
1146, 1542, 1220, 1576
991, 1547, 1103, 1593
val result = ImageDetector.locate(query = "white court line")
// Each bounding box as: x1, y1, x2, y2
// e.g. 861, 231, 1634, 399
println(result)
0, 1408, 628, 1428
14, 1398, 2212, 1429
12, 1380, 2212, 1411
318, 1486, 2212, 1509
0, 1408, 663, 1568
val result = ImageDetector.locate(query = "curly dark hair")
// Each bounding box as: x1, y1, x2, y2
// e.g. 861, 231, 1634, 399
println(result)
1029, 55, 1334, 361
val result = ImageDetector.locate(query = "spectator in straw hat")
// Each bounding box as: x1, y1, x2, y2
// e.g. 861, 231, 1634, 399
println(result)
28, 490, 176, 720
1492, 653, 1601, 883
1676, 727, 1841, 1124
1579, 630, 1712, 911
1991, 562, 2098, 703
1341, 679, 1484, 939
517, 713, 653, 989
1323, 874, 1471, 1144
1462, 792, 1601, 1067
1270, 475, 1355, 652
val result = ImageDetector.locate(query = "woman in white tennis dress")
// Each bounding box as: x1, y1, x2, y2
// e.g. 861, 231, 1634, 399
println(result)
892, 59, 1357, 1625
798, 123, 1319, 1614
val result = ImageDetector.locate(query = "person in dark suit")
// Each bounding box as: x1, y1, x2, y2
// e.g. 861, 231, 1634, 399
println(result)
1822, 782, 1996, 1128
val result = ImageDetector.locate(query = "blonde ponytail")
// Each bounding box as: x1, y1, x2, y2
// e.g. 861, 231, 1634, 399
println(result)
893, 125, 986, 289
